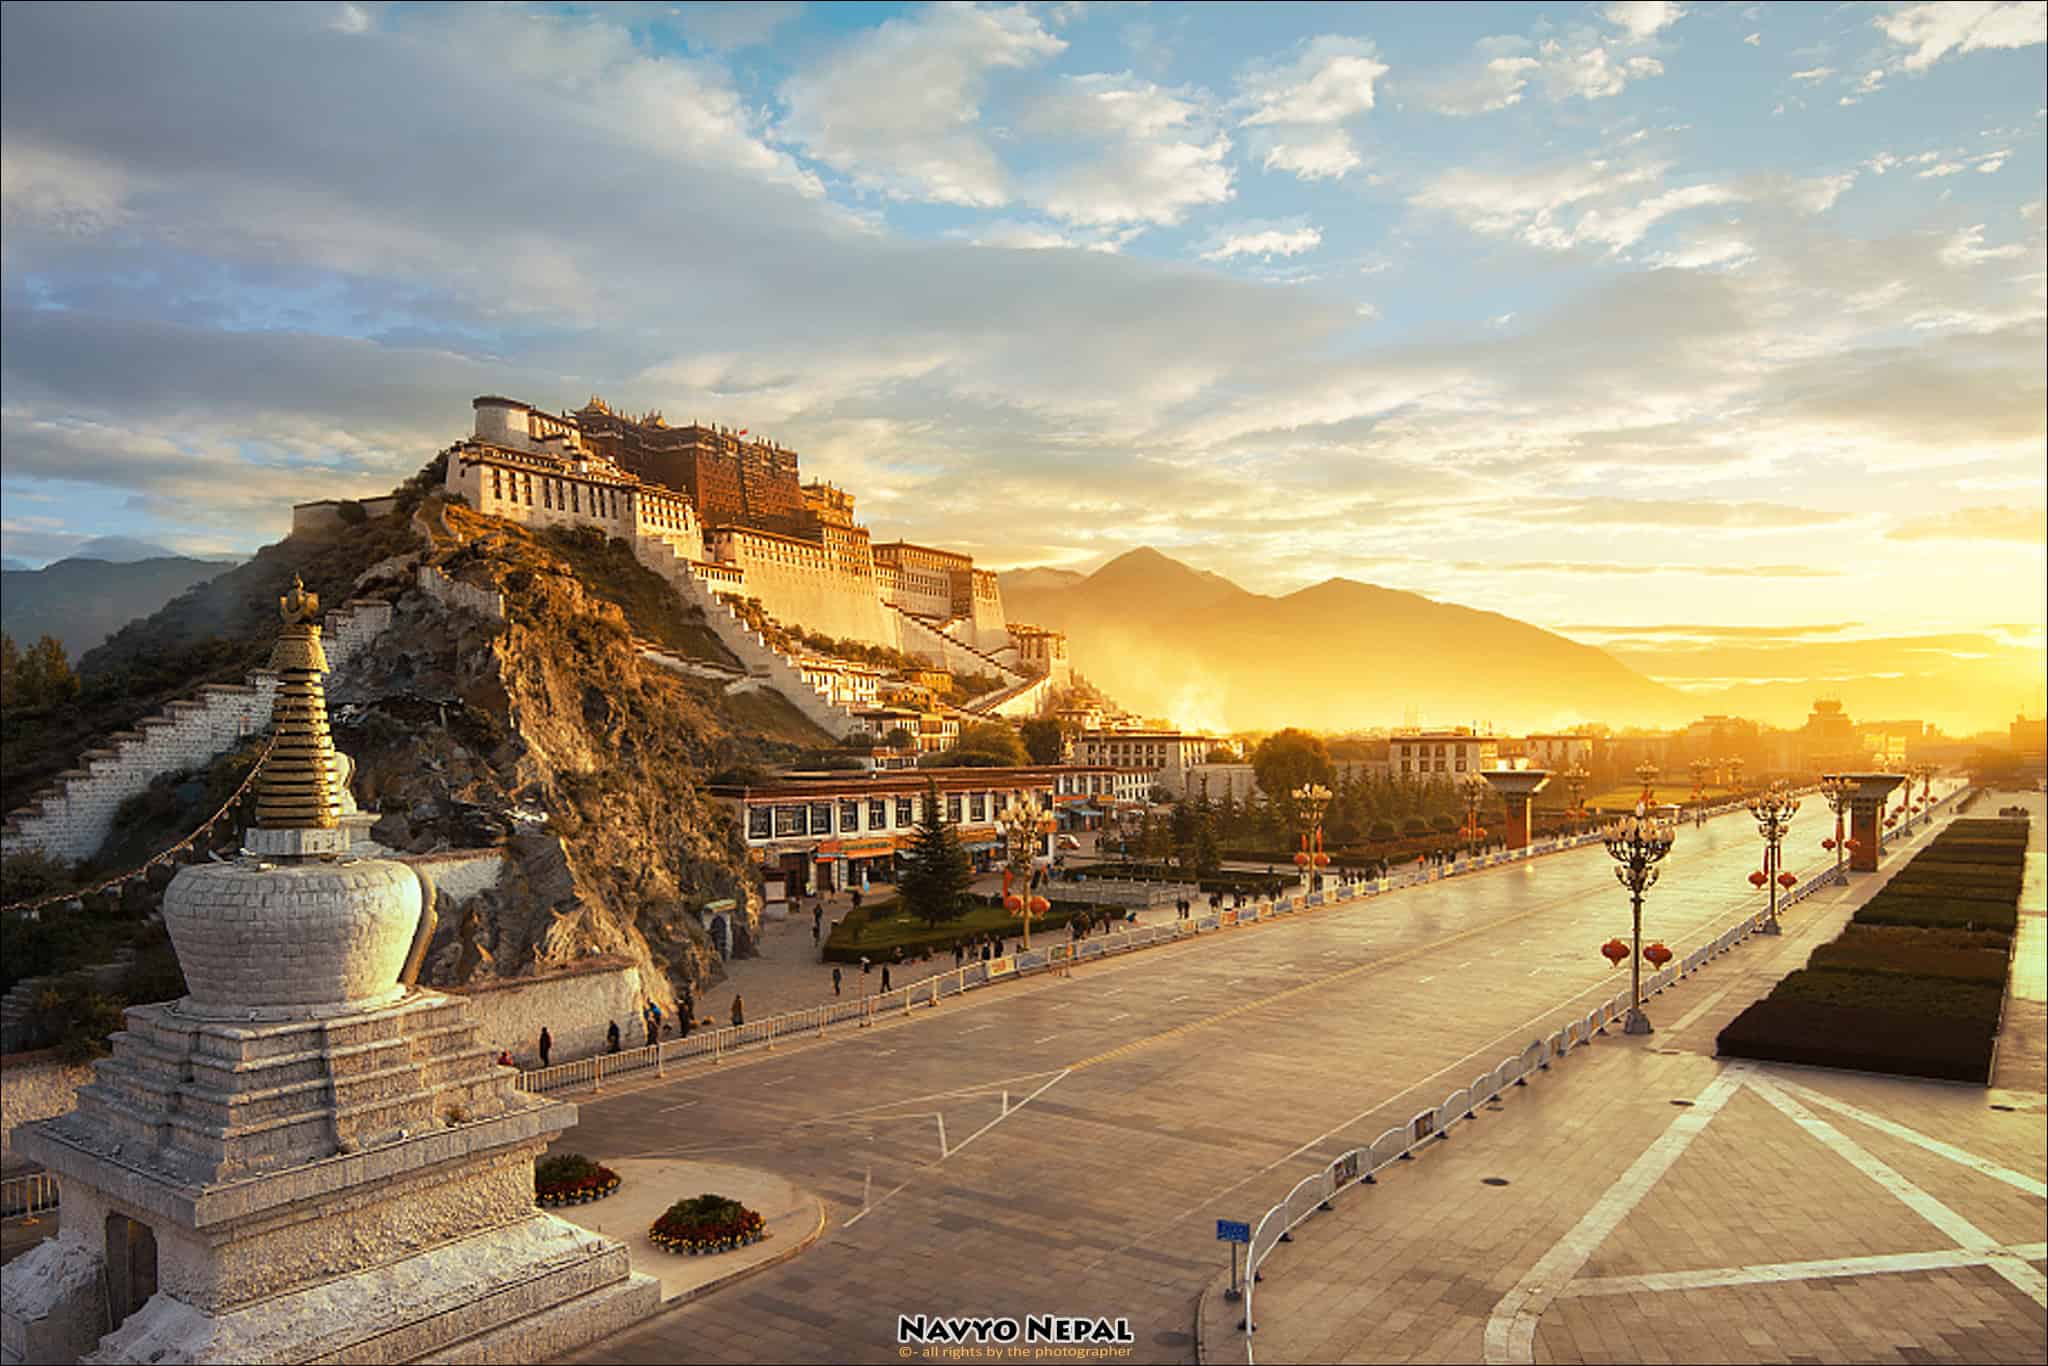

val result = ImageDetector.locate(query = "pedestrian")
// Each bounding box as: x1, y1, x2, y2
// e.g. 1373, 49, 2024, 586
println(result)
538, 1026, 552, 1068
861, 954, 872, 976
496, 1048, 514, 1068
679, 1011, 693, 1039
881, 965, 892, 992
833, 966, 843, 996
650, 999, 663, 1033
731, 994, 745, 1027
851, 887, 863, 910
954, 941, 965, 967
644, 1013, 657, 1047
813, 918, 821, 945
892, 944, 904, 965
606, 1019, 621, 1053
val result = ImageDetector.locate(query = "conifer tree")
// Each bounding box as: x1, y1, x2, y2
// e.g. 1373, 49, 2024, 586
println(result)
899, 779, 972, 928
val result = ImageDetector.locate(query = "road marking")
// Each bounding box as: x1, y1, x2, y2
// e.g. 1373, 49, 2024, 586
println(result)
1034, 1034, 1060, 1044
843, 1070, 1069, 1229
1107, 1013, 1130, 1023
759, 1077, 793, 1087
1768, 1079, 2048, 1198
1560, 1244, 2048, 1299
935, 1113, 948, 1159
1483, 1068, 1748, 1363
1169, 994, 1191, 1003
656, 1099, 698, 1114
1417, 975, 1435, 983
1458, 960, 1474, 968
961, 1024, 994, 1035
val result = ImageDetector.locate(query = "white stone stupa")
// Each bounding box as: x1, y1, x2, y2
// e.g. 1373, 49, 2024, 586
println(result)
1, 578, 656, 1364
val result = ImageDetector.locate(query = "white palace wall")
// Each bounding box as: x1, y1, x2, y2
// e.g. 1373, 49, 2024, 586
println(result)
710, 529, 896, 649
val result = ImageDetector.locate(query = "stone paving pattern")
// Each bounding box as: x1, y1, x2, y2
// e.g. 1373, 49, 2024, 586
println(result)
531, 785, 2034, 1364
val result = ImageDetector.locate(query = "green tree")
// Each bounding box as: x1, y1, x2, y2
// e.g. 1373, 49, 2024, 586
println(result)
1018, 718, 1066, 765
10, 634, 77, 711
1204, 746, 1235, 763
1251, 729, 1335, 825
1170, 799, 1198, 868
1215, 790, 1240, 841
898, 779, 973, 928
1192, 797, 1222, 878
0, 632, 19, 710
954, 721, 1028, 766
884, 727, 915, 752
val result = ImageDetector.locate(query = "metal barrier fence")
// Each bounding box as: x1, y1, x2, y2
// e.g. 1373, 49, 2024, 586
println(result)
517, 790, 1959, 1098
1229, 782, 1965, 1359
0, 1171, 59, 1220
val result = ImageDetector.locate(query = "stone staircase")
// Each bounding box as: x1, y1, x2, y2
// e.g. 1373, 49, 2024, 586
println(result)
0, 952, 134, 1054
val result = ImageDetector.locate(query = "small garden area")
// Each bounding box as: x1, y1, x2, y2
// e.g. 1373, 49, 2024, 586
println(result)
534, 1152, 621, 1207
1060, 862, 1286, 898
822, 893, 1124, 963
1717, 816, 2025, 1083
650, 1193, 766, 1256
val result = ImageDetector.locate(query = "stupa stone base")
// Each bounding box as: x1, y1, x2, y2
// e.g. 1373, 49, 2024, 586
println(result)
68, 1214, 656, 1365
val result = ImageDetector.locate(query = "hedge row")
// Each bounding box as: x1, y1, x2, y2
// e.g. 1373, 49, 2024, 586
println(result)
1719, 809, 2021, 1083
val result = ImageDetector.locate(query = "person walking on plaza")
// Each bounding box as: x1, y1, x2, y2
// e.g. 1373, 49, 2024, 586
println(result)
538, 1026, 552, 1068
606, 1020, 621, 1053
881, 965, 892, 992
832, 966, 842, 996
954, 941, 965, 967
860, 954, 872, 976
731, 994, 745, 1028
643, 1011, 656, 1048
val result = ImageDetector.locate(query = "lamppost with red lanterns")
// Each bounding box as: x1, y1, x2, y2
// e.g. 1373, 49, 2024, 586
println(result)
1635, 760, 1661, 806
1747, 782, 1800, 935
1459, 774, 1488, 860
1561, 762, 1590, 834
1818, 774, 1853, 885
1292, 783, 1332, 894
999, 793, 1053, 950
1602, 799, 1678, 1035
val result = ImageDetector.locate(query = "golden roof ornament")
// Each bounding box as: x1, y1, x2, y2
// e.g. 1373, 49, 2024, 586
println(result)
254, 575, 342, 833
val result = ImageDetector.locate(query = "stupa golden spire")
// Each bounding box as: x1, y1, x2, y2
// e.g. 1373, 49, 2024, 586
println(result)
255, 575, 341, 831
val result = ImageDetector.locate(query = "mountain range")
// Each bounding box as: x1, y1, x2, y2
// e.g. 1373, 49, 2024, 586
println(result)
999, 548, 1687, 734
2, 555, 241, 661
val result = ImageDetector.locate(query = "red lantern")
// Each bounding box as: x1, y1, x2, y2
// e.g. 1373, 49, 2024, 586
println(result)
1821, 837, 1836, 850
1846, 838, 1861, 852
1027, 895, 1050, 914
1777, 871, 1797, 889
1601, 937, 1629, 967
1643, 942, 1673, 968
1312, 851, 1330, 867
1003, 893, 1023, 912
1293, 851, 1312, 868
1749, 870, 1768, 888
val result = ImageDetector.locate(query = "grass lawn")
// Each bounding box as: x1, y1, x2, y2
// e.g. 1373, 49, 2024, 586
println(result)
1574, 783, 1735, 811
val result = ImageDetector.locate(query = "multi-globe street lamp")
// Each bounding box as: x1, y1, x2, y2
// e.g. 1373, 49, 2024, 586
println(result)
1818, 774, 1854, 884
1635, 760, 1661, 805
998, 792, 1052, 950
1291, 783, 1333, 893
1459, 775, 1489, 860
1725, 756, 1746, 796
1601, 800, 1679, 1035
1747, 782, 1800, 935
1561, 762, 1591, 834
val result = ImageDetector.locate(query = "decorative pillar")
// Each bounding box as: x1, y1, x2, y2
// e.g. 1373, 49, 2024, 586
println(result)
1842, 772, 1906, 871
1479, 769, 1551, 850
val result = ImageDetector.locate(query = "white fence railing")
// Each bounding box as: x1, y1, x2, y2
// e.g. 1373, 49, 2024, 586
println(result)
1226, 781, 1965, 1361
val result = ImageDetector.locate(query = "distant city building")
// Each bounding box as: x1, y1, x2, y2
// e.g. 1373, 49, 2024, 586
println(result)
1391, 729, 1499, 781
1070, 730, 1216, 790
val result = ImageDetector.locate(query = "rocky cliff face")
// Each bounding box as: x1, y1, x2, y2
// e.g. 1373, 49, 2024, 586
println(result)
321, 496, 828, 1015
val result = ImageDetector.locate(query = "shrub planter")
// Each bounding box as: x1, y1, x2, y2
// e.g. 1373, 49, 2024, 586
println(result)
535, 1153, 623, 1207
649, 1193, 769, 1256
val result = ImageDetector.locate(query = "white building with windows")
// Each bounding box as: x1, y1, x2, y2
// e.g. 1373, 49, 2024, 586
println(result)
1390, 729, 1499, 782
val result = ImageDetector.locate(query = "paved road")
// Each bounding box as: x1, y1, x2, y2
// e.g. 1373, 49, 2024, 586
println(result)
561, 794, 1926, 1365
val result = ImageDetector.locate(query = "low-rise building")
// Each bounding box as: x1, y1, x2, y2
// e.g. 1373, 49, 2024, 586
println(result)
717, 766, 1139, 898
1070, 730, 1217, 790
1390, 729, 1499, 782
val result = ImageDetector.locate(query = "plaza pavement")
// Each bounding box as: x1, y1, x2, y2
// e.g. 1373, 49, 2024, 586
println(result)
1198, 789, 2047, 1365
553, 788, 1989, 1364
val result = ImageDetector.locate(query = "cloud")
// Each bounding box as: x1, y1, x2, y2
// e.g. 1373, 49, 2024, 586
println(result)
1789, 66, 1834, 82
1745, 32, 1761, 47
1888, 506, 2048, 542
1538, 42, 1665, 101
1938, 223, 2027, 267
1197, 219, 1322, 262
1602, 2, 1687, 41
1412, 157, 1732, 254
1876, 1, 2047, 73
672, 1, 804, 51
1021, 73, 1234, 225
1236, 35, 1388, 126
778, 4, 1064, 206
1252, 127, 1363, 181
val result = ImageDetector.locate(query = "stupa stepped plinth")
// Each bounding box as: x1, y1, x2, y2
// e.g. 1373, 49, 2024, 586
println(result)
1, 579, 656, 1365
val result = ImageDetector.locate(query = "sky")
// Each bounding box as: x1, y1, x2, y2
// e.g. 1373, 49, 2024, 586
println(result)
2, 1, 2044, 686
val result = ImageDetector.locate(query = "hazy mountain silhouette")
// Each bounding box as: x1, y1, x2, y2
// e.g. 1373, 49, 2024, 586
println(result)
2, 556, 240, 660
1002, 547, 1685, 732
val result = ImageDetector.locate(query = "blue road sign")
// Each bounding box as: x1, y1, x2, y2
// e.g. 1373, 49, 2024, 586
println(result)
1216, 1219, 1251, 1244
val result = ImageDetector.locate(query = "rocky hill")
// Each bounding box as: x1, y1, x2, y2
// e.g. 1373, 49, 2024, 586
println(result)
1002, 547, 1686, 732
5, 465, 833, 1014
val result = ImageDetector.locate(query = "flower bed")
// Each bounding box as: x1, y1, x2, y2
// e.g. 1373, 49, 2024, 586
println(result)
649, 1193, 768, 1256
535, 1153, 622, 1207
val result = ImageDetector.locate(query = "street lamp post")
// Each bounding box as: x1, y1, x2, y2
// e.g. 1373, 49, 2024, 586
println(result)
1726, 756, 1746, 797
1459, 775, 1488, 861
1291, 783, 1332, 894
999, 792, 1052, 950
1818, 775, 1852, 884
1635, 760, 1661, 806
1603, 800, 1678, 1035
1747, 782, 1800, 935
1561, 762, 1590, 834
